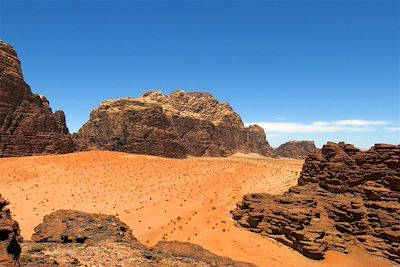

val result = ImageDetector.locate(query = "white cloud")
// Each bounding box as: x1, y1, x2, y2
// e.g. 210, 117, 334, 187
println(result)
385, 127, 400, 132
333, 119, 388, 127
245, 119, 389, 133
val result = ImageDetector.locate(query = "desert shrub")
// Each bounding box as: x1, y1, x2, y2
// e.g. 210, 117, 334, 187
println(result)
29, 244, 46, 253
20, 254, 33, 263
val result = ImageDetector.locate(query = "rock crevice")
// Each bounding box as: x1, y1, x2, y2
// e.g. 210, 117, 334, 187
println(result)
0, 40, 74, 157
232, 142, 400, 263
73, 90, 274, 158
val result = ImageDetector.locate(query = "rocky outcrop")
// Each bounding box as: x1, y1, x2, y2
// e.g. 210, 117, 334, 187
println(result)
0, 195, 21, 265
232, 142, 400, 263
154, 241, 255, 266
0, 40, 74, 157
73, 90, 274, 158
31, 210, 139, 244
24, 210, 254, 266
275, 141, 316, 159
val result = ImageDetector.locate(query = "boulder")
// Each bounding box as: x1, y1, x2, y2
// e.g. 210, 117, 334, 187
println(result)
31, 210, 139, 245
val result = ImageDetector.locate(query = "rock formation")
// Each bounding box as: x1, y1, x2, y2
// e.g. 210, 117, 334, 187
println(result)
275, 141, 316, 159
24, 209, 254, 266
232, 142, 400, 263
0, 195, 21, 265
31, 210, 139, 244
153, 241, 254, 266
73, 90, 274, 158
0, 40, 74, 157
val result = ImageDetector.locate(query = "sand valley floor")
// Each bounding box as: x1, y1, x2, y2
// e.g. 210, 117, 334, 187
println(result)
0, 152, 394, 267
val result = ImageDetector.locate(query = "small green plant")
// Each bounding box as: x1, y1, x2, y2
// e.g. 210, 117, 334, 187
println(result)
20, 254, 33, 263
29, 244, 46, 253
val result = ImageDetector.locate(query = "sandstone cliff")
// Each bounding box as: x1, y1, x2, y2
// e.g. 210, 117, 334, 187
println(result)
73, 90, 274, 158
275, 141, 316, 159
0, 195, 21, 265
232, 142, 400, 263
0, 40, 74, 157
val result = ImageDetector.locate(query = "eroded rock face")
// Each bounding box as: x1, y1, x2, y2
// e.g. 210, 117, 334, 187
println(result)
232, 142, 400, 263
27, 210, 255, 266
154, 241, 255, 266
275, 141, 316, 159
31, 210, 139, 244
0, 40, 74, 157
73, 90, 274, 158
0, 195, 21, 265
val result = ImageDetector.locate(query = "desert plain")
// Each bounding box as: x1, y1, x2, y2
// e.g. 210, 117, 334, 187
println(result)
0, 151, 394, 267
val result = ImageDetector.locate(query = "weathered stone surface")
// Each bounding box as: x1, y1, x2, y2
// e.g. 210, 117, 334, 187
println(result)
232, 142, 400, 263
154, 241, 255, 266
31, 210, 139, 245
275, 141, 316, 159
0, 195, 21, 265
0, 40, 74, 157
73, 90, 274, 158
25, 211, 255, 266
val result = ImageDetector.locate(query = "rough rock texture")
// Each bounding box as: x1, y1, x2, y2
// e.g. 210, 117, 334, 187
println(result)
153, 241, 254, 266
20, 241, 255, 266
31, 210, 139, 245
0, 40, 74, 157
73, 90, 274, 158
275, 141, 316, 159
232, 142, 400, 263
0, 195, 21, 265
23, 210, 254, 266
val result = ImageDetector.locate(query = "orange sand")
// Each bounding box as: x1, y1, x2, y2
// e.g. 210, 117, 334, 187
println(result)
0, 151, 394, 267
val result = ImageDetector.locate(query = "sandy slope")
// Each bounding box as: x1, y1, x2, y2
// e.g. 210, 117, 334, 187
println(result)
0, 151, 394, 267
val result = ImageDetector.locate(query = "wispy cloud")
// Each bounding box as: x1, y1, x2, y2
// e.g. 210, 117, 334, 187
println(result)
385, 127, 400, 132
245, 119, 389, 133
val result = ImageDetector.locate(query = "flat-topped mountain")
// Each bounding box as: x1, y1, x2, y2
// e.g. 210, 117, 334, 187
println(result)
73, 90, 274, 158
275, 140, 316, 159
0, 40, 74, 157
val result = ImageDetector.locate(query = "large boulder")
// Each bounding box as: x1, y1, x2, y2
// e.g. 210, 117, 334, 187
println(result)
31, 210, 139, 244
73, 90, 274, 158
0, 195, 21, 265
232, 142, 400, 263
0, 40, 74, 157
275, 141, 316, 159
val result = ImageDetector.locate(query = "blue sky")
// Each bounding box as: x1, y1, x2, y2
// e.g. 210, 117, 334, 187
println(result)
0, 0, 399, 148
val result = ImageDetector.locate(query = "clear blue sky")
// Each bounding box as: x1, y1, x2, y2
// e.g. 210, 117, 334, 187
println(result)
1, 0, 399, 148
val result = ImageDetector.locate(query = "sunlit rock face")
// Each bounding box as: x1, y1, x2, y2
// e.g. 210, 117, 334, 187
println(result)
0, 40, 74, 157
74, 90, 274, 158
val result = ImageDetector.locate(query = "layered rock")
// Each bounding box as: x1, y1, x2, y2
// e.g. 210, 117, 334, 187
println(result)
31, 210, 139, 244
275, 141, 316, 159
73, 90, 274, 158
0, 40, 74, 157
0, 195, 21, 265
232, 142, 400, 263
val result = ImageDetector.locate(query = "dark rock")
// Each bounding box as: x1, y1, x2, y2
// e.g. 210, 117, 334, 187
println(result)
0, 40, 74, 157
232, 142, 400, 263
275, 141, 316, 159
31, 210, 139, 245
0, 195, 21, 265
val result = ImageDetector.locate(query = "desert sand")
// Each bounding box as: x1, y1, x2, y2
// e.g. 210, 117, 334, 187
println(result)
0, 151, 393, 267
